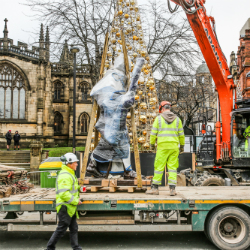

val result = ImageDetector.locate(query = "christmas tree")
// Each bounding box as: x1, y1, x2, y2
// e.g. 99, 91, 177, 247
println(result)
93, 0, 159, 152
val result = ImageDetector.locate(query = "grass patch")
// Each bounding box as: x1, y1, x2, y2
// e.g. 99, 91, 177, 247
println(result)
43, 147, 85, 157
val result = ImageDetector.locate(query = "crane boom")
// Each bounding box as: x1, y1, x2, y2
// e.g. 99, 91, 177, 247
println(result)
170, 0, 235, 161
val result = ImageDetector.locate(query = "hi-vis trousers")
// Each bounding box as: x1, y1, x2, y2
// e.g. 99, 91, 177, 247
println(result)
152, 148, 179, 187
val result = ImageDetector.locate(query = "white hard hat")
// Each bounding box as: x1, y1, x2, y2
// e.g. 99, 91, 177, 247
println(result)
61, 153, 79, 164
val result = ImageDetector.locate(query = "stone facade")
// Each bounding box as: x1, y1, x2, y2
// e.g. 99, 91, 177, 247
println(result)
0, 19, 92, 148
237, 19, 250, 99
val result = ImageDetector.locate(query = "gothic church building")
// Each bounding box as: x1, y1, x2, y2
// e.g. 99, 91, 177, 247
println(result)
0, 19, 92, 148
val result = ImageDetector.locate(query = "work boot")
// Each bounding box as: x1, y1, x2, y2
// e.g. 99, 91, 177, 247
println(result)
145, 184, 159, 195
170, 186, 177, 196
86, 160, 105, 178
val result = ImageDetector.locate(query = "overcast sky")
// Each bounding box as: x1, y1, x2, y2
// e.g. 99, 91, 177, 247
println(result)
0, 0, 249, 63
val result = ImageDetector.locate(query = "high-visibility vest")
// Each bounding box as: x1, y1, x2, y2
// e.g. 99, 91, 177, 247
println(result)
150, 115, 185, 149
55, 164, 80, 217
244, 126, 250, 138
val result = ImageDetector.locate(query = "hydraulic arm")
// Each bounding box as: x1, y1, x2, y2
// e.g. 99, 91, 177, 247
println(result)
169, 0, 235, 163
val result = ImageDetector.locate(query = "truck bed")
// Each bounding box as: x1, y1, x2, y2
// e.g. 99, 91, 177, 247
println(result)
1, 186, 250, 212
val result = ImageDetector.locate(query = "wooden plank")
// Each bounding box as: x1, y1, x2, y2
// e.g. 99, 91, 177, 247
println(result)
109, 179, 117, 187
79, 100, 98, 185
84, 179, 90, 185
127, 187, 136, 193
79, 32, 110, 185
121, 30, 130, 76
131, 108, 142, 188
121, 30, 142, 189
101, 179, 110, 187
192, 153, 196, 171
90, 186, 102, 192
134, 179, 151, 186
109, 187, 118, 193
177, 174, 186, 186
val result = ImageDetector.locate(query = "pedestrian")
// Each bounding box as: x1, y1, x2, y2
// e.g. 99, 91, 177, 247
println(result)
146, 101, 185, 196
13, 131, 21, 150
5, 130, 12, 151
45, 153, 83, 250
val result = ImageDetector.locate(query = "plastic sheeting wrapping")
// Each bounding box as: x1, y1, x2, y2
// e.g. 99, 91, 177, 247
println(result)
90, 54, 145, 163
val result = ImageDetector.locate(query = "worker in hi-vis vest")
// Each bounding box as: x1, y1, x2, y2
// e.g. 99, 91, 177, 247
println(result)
146, 101, 185, 196
244, 126, 250, 152
46, 153, 83, 250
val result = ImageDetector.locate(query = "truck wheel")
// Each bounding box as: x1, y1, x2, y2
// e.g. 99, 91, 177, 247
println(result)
195, 175, 225, 186
206, 206, 250, 250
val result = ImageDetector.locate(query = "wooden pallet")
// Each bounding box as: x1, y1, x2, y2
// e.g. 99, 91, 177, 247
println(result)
84, 177, 151, 193
86, 186, 150, 193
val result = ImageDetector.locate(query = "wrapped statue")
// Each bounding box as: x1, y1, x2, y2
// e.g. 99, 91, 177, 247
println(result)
87, 55, 145, 178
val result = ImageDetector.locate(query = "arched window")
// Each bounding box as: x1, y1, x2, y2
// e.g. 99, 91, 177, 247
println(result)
54, 81, 63, 100
80, 82, 89, 101
54, 112, 63, 134
0, 63, 26, 119
79, 112, 90, 134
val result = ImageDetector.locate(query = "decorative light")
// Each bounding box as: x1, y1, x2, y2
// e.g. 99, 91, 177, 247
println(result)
138, 137, 146, 144
133, 36, 139, 41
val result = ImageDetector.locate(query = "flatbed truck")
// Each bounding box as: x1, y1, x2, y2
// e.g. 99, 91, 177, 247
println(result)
1, 186, 250, 250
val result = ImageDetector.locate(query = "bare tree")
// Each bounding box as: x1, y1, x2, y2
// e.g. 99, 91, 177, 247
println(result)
143, 0, 202, 82
25, 0, 115, 85
25, 0, 202, 85
158, 75, 216, 127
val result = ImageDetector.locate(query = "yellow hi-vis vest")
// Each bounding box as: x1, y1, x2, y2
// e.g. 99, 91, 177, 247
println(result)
150, 115, 185, 149
55, 164, 80, 218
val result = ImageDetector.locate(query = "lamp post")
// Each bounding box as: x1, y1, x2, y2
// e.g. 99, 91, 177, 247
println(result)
70, 46, 80, 154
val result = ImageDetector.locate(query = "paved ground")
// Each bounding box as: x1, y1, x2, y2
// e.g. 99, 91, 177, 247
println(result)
0, 231, 217, 250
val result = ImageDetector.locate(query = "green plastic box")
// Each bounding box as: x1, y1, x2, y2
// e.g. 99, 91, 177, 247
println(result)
39, 161, 62, 188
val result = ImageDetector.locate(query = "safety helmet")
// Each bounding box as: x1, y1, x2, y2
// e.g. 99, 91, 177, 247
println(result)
60, 153, 79, 165
159, 101, 171, 113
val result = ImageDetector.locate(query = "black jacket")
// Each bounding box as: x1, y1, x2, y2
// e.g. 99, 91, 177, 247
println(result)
13, 134, 21, 142
5, 132, 12, 141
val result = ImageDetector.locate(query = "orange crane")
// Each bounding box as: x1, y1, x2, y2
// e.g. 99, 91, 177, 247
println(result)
168, 0, 249, 185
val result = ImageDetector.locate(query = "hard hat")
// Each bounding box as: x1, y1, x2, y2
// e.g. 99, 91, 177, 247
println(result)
60, 153, 79, 165
159, 101, 171, 113
9, 130, 11, 132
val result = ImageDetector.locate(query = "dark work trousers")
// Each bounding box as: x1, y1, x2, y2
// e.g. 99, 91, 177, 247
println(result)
47, 205, 82, 250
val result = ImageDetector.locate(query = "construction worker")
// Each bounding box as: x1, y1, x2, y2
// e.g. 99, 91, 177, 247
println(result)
146, 101, 185, 196
46, 153, 83, 250
244, 126, 250, 153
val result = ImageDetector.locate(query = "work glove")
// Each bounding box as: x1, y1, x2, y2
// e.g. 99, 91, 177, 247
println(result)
150, 144, 155, 150
179, 145, 184, 154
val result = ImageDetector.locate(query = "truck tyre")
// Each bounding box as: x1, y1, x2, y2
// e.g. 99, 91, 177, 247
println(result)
206, 206, 250, 250
195, 175, 225, 186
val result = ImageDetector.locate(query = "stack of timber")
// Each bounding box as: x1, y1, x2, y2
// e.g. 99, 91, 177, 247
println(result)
83, 177, 152, 193
0, 165, 33, 198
